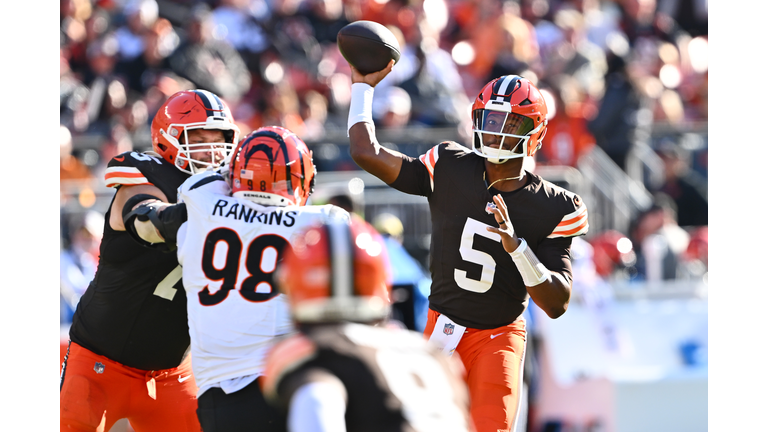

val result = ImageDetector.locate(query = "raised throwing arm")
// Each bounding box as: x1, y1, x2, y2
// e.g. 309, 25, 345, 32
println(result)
347, 60, 404, 185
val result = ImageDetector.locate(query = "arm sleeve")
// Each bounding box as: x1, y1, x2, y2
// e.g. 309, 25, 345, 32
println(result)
287, 375, 348, 432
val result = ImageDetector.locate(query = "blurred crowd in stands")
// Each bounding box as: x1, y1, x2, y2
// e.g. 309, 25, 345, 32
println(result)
60, 0, 708, 324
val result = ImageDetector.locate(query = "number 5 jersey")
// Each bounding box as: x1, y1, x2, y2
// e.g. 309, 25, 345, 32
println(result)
390, 142, 589, 330
175, 171, 349, 396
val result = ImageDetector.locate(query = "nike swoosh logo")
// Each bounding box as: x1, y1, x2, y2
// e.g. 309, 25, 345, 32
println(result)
114, 156, 125, 162
178, 375, 191, 383
490, 333, 504, 339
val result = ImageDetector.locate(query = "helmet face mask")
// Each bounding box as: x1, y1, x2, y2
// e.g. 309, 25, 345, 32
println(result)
151, 90, 240, 175
229, 126, 316, 207
471, 75, 548, 164
162, 123, 237, 174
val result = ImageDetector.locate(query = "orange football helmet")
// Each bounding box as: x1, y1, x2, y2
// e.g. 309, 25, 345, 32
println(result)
471, 75, 548, 163
228, 126, 316, 206
151, 89, 240, 175
278, 217, 392, 324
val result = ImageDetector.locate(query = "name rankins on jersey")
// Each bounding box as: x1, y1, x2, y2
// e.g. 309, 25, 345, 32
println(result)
212, 199, 299, 227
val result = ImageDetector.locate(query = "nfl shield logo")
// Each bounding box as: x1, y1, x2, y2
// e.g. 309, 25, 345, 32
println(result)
94, 362, 105, 374
485, 202, 497, 214
443, 323, 455, 335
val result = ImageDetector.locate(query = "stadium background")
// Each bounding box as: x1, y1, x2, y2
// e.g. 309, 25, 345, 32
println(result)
51, 0, 717, 430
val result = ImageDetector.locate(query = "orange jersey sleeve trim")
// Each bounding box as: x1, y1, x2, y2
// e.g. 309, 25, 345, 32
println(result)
548, 205, 589, 238
104, 166, 151, 188
418, 145, 440, 191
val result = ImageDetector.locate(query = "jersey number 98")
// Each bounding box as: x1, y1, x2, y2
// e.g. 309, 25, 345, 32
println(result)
198, 227, 289, 306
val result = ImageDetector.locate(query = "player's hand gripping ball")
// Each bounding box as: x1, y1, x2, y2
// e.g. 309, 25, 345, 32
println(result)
337, 20, 401, 75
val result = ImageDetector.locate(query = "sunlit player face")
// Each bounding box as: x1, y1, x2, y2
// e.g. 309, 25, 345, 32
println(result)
479, 111, 532, 151
183, 128, 228, 169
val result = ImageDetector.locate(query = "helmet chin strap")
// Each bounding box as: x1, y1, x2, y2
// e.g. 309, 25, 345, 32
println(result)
484, 171, 525, 190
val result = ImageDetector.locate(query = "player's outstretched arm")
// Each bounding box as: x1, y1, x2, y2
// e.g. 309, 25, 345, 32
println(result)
486, 194, 571, 318
110, 184, 169, 232
113, 184, 189, 247
348, 60, 404, 185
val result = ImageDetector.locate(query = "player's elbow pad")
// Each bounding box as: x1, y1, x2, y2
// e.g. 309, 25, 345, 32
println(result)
122, 194, 187, 251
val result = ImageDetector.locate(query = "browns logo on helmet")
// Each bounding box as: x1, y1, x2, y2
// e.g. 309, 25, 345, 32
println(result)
228, 126, 316, 207
277, 217, 391, 324
151, 89, 240, 174
471, 75, 548, 164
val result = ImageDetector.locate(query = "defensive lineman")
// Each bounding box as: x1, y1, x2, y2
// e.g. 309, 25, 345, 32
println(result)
129, 126, 349, 431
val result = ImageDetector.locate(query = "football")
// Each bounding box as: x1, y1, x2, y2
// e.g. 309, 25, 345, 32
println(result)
337, 20, 401, 75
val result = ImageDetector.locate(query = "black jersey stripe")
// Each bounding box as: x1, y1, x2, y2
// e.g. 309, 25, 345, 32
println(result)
189, 174, 226, 191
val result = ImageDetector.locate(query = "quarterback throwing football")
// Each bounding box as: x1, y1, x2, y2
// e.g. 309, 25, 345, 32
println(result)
347, 61, 589, 432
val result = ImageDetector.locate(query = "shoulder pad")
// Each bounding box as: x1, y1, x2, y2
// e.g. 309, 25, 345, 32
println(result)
104, 151, 166, 188
418, 144, 441, 179
418, 142, 466, 192
178, 171, 230, 200
442, 141, 470, 152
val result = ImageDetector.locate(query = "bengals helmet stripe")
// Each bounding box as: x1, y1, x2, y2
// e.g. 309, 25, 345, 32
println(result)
237, 130, 293, 196
229, 126, 316, 207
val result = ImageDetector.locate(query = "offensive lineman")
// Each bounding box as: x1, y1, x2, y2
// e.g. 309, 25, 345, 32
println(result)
346, 61, 589, 432
60, 89, 240, 431
261, 217, 475, 432
128, 126, 349, 431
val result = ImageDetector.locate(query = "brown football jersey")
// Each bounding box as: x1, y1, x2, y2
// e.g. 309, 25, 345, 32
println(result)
69, 151, 192, 370
390, 142, 588, 329
262, 322, 473, 432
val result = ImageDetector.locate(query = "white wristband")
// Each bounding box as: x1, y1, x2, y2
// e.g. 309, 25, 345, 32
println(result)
509, 238, 551, 286
347, 82, 375, 135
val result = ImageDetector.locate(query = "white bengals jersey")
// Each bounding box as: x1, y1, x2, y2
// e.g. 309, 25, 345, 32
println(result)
175, 171, 349, 396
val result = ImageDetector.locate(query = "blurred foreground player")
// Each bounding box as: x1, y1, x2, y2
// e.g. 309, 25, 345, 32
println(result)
347, 62, 589, 432
261, 218, 475, 432
61, 89, 239, 432
128, 126, 349, 432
